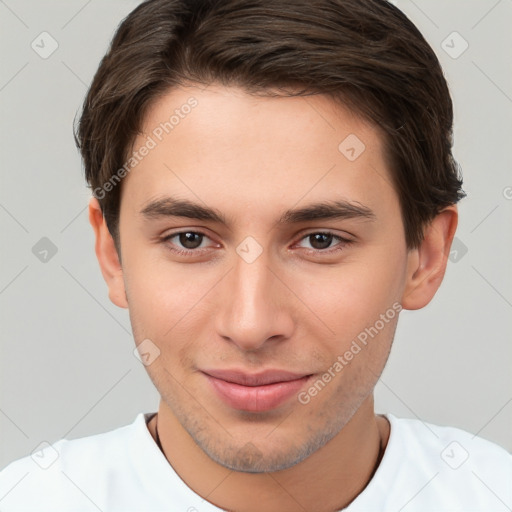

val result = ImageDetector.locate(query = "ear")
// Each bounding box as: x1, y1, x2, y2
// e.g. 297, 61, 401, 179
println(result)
401, 206, 458, 310
88, 197, 128, 309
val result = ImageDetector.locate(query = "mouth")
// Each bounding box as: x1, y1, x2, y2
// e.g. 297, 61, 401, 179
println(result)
201, 369, 313, 412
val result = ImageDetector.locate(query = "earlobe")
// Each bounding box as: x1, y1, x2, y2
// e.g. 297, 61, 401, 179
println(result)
401, 206, 458, 310
88, 197, 128, 309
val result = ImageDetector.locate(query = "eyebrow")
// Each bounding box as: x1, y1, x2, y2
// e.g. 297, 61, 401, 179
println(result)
140, 196, 376, 225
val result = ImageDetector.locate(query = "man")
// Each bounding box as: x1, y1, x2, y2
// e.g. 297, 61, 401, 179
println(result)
1, 0, 510, 510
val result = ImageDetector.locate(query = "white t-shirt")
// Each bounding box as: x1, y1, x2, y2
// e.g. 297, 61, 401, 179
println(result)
1, 412, 511, 511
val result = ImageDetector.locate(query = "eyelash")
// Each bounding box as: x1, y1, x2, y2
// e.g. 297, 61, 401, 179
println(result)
160, 230, 353, 257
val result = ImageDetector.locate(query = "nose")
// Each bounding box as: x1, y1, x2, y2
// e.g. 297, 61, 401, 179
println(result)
214, 251, 295, 352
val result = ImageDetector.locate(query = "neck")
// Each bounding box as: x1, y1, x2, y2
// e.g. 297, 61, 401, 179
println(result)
148, 396, 389, 512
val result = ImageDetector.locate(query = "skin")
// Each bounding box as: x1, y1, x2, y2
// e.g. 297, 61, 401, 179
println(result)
89, 84, 457, 511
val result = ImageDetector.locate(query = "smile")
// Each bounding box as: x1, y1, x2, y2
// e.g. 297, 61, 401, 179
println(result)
201, 369, 313, 412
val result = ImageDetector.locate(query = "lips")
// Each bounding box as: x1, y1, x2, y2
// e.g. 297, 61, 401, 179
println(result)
201, 369, 312, 412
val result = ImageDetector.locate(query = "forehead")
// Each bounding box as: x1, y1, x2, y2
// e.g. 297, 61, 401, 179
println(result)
121, 84, 398, 225
140, 84, 385, 156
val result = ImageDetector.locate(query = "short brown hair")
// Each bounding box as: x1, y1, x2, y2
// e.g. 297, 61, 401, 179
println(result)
75, 0, 465, 249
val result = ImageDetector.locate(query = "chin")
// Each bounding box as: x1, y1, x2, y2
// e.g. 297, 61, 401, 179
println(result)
193, 425, 340, 473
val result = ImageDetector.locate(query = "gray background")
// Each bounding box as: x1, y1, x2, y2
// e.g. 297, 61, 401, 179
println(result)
1, 0, 511, 470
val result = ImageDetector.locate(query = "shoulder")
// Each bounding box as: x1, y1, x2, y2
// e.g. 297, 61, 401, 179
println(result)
0, 413, 150, 512
371, 414, 512, 510
392, 414, 512, 470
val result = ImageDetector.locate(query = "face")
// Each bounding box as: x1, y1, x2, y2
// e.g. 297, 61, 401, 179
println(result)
117, 84, 412, 472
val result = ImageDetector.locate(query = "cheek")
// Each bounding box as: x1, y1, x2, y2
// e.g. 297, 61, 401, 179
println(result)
292, 249, 406, 344
122, 251, 217, 342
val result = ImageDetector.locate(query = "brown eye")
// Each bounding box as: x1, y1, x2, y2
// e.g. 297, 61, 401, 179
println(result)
308, 233, 334, 250
162, 231, 214, 254
296, 231, 352, 255
178, 232, 204, 249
